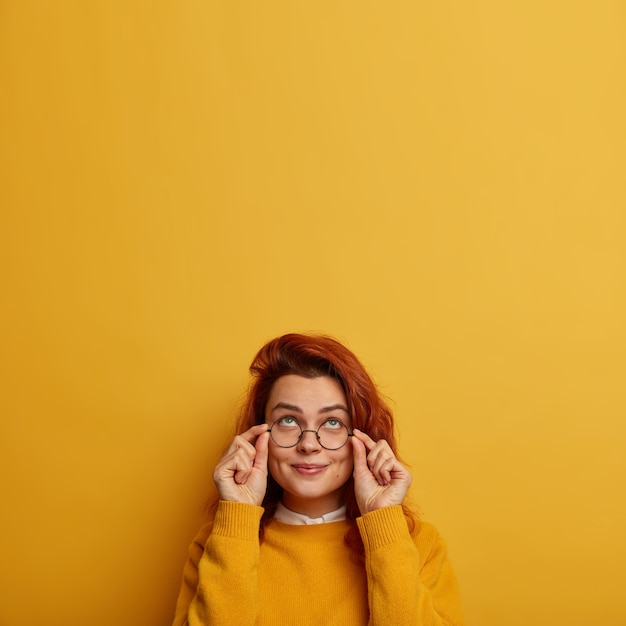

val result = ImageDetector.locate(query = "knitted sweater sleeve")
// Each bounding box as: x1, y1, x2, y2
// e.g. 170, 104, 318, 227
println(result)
357, 506, 465, 626
172, 501, 264, 626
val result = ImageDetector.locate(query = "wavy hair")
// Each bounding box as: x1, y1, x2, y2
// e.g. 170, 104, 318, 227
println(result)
235, 333, 415, 560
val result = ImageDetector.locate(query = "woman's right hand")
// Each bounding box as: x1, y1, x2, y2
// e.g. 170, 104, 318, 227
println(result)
212, 424, 270, 506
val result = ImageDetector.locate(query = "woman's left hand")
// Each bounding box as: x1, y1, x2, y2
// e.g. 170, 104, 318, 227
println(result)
351, 429, 412, 515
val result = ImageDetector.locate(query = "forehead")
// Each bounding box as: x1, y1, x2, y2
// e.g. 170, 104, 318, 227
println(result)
266, 375, 347, 411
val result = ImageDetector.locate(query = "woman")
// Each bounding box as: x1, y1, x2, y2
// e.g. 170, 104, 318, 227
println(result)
173, 333, 465, 625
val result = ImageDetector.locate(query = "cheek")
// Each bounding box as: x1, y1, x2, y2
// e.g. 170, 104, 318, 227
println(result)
266, 447, 285, 474
334, 454, 354, 478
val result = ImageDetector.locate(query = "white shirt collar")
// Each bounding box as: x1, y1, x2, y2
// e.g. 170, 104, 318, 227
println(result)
274, 502, 347, 525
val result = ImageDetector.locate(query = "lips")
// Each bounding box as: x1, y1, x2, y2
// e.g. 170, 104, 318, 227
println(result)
291, 464, 328, 476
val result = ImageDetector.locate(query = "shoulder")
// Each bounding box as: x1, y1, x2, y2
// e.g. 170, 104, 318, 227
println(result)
191, 518, 215, 548
411, 519, 441, 540
180, 518, 214, 565
410, 519, 453, 567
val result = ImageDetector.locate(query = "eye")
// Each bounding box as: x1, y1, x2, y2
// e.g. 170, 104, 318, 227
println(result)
276, 416, 300, 428
321, 418, 343, 430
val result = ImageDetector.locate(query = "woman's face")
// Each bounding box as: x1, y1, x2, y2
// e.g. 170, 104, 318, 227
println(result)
265, 374, 354, 518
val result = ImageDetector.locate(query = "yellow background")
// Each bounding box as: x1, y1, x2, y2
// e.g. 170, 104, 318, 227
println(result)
1, 2, 625, 625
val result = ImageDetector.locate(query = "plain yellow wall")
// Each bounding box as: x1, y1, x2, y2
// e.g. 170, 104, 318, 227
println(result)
1, 2, 625, 625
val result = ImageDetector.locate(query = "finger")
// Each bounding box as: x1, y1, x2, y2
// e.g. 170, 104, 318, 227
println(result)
351, 435, 370, 474
235, 424, 267, 443
232, 450, 254, 484
352, 429, 377, 451
355, 436, 395, 485
225, 437, 256, 462
373, 456, 395, 485
363, 440, 393, 472
225, 424, 269, 456
253, 431, 269, 471
213, 448, 251, 484
239, 423, 269, 442
237, 430, 271, 483
370, 445, 395, 472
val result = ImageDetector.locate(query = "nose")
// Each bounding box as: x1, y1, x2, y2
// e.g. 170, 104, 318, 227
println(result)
297, 429, 322, 452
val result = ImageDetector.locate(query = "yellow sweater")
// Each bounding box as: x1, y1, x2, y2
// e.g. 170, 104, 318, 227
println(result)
173, 501, 464, 626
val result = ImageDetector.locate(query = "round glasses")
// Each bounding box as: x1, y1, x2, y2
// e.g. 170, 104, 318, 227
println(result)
268, 417, 353, 450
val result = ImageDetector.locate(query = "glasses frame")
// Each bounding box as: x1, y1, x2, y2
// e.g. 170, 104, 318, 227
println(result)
267, 417, 354, 450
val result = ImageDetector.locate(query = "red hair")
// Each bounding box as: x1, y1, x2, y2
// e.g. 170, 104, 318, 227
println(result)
235, 333, 415, 560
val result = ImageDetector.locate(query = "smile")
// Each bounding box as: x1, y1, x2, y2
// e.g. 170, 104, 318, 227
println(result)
291, 464, 328, 476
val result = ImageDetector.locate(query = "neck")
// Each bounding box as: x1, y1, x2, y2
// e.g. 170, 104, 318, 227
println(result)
281, 492, 345, 518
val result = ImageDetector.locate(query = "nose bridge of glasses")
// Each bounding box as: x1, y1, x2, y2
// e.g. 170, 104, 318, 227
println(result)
307, 425, 348, 448
299, 428, 321, 443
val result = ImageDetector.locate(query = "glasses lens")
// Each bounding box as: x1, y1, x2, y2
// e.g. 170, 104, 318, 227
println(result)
317, 419, 349, 450
270, 418, 302, 447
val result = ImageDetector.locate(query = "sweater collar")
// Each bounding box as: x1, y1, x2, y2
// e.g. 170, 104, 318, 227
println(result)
274, 502, 347, 525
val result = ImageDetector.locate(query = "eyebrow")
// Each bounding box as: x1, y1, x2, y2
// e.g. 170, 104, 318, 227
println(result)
270, 402, 349, 414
